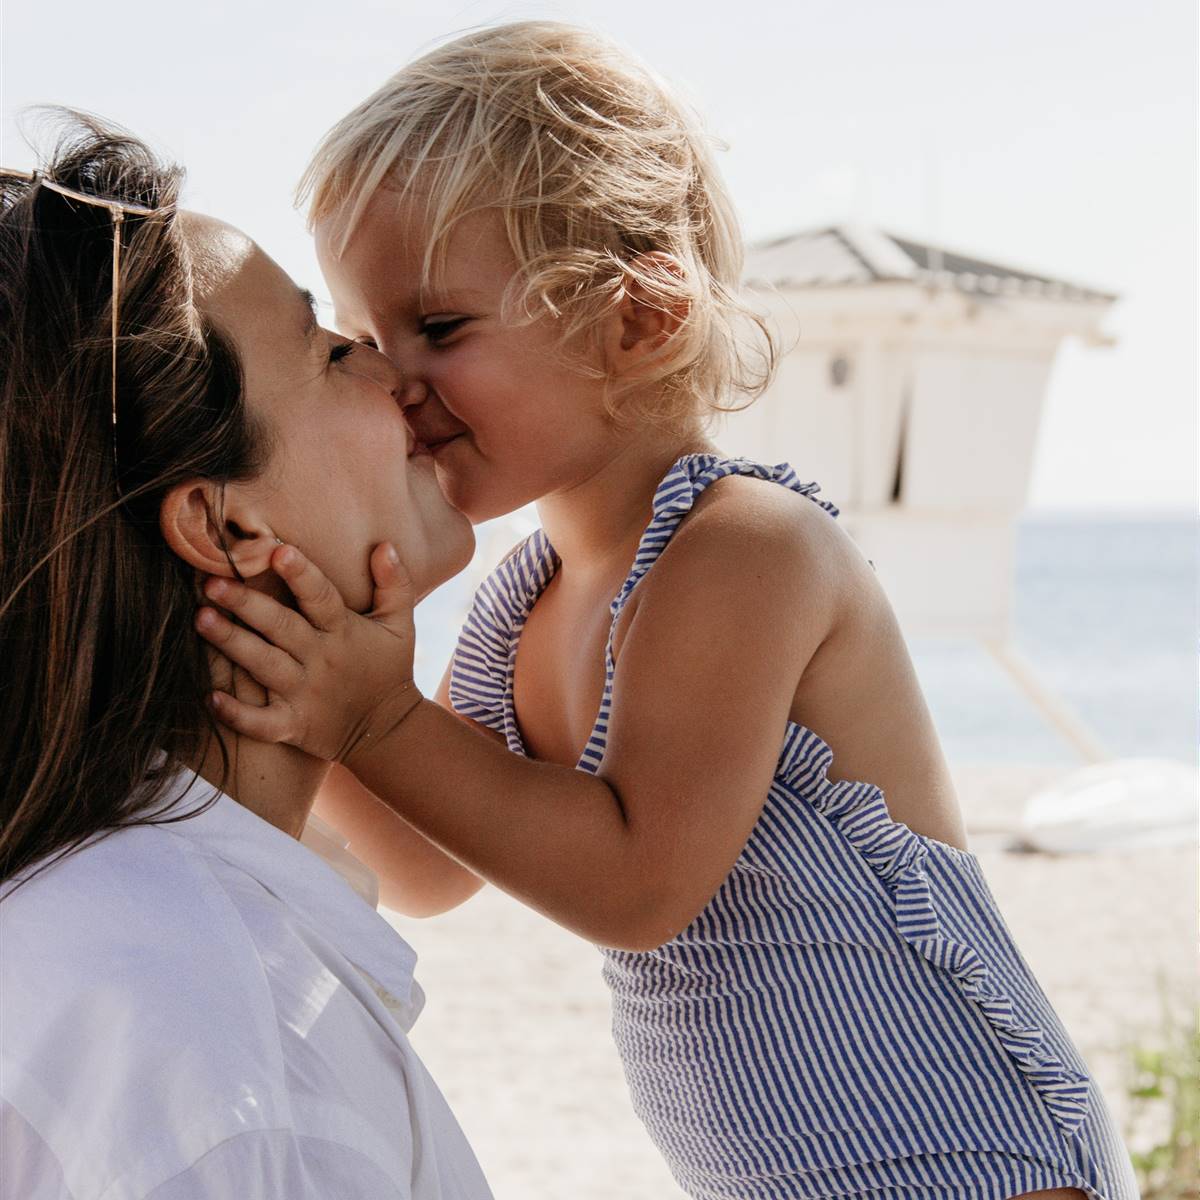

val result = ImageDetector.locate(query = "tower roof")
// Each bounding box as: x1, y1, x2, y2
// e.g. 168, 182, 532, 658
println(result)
743, 225, 1117, 303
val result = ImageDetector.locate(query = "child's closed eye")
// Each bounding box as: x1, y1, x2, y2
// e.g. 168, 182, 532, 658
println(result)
421, 317, 469, 345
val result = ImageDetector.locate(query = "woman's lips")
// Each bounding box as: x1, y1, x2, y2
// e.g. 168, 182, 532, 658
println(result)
405, 430, 429, 457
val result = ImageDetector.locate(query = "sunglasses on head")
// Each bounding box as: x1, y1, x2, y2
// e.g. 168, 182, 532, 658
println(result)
1, 166, 159, 492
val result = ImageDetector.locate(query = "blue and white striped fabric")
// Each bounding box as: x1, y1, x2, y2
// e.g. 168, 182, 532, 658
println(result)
450, 455, 1138, 1200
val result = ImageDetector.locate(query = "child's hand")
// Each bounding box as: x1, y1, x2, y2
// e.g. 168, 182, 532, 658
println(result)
195, 542, 424, 763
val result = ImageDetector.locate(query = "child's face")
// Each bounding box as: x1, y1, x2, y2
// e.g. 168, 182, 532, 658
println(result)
315, 192, 625, 523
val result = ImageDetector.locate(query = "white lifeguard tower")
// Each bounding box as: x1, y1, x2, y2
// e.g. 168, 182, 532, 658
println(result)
725, 225, 1119, 760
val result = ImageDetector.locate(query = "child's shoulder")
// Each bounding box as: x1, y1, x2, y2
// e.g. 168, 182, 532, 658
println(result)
673, 468, 854, 585
613, 466, 878, 675
627, 466, 874, 645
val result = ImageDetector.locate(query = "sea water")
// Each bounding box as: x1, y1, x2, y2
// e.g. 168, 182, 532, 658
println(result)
413, 513, 1198, 767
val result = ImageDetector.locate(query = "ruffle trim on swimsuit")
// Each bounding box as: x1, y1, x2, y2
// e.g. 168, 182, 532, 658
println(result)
775, 724, 1093, 1139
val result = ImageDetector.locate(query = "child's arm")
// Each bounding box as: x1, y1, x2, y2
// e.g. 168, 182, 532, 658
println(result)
312, 764, 479, 916
310, 662, 490, 916
197, 494, 844, 950
304, 652, 501, 912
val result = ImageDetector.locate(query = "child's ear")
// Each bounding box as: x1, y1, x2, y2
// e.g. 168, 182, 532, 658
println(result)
604, 252, 691, 377
159, 479, 279, 580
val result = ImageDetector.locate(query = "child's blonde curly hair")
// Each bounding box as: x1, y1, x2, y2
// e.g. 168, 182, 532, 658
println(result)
299, 20, 776, 427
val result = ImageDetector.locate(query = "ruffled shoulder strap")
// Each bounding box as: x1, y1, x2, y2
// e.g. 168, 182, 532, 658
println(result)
610, 454, 839, 621
448, 530, 558, 736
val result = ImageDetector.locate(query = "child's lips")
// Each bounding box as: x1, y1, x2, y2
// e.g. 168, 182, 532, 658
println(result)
405, 425, 461, 458
423, 433, 463, 456
406, 413, 465, 457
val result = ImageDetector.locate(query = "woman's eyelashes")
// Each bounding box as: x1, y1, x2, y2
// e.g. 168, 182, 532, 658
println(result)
328, 334, 379, 364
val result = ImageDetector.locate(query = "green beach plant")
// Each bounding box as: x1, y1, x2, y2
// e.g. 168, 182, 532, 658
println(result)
1122, 976, 1200, 1199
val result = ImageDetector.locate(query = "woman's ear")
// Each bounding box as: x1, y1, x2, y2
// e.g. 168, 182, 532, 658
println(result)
159, 480, 278, 579
603, 252, 691, 377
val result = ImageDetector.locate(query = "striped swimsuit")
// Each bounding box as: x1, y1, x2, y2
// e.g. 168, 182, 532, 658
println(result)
449, 454, 1138, 1200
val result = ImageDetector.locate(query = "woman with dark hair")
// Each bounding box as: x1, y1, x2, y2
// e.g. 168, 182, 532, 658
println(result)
0, 115, 491, 1199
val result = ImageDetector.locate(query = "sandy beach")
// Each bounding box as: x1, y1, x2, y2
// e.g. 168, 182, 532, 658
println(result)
385, 763, 1197, 1199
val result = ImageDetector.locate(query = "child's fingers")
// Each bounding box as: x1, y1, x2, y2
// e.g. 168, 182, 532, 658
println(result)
367, 542, 418, 636
195, 607, 304, 693
203, 642, 234, 691
270, 545, 348, 633
202, 576, 315, 658
208, 690, 292, 744
369, 541, 416, 600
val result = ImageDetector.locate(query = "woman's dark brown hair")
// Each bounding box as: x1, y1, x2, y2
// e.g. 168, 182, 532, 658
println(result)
0, 112, 267, 887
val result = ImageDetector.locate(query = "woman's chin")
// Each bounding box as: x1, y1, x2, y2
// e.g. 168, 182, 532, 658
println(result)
449, 521, 477, 574
410, 518, 476, 601
441, 521, 478, 586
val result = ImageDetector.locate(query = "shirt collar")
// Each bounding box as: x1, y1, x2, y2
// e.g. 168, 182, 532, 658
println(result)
158, 769, 420, 1013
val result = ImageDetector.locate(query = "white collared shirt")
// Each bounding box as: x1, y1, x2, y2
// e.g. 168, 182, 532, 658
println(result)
0, 771, 492, 1200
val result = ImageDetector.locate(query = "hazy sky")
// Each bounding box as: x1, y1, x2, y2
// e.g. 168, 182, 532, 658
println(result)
2, 0, 1195, 510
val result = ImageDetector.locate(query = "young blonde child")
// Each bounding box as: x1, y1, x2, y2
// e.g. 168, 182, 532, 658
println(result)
197, 22, 1137, 1200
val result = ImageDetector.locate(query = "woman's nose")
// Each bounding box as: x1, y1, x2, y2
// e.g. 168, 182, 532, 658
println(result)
358, 341, 404, 398
398, 378, 428, 412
